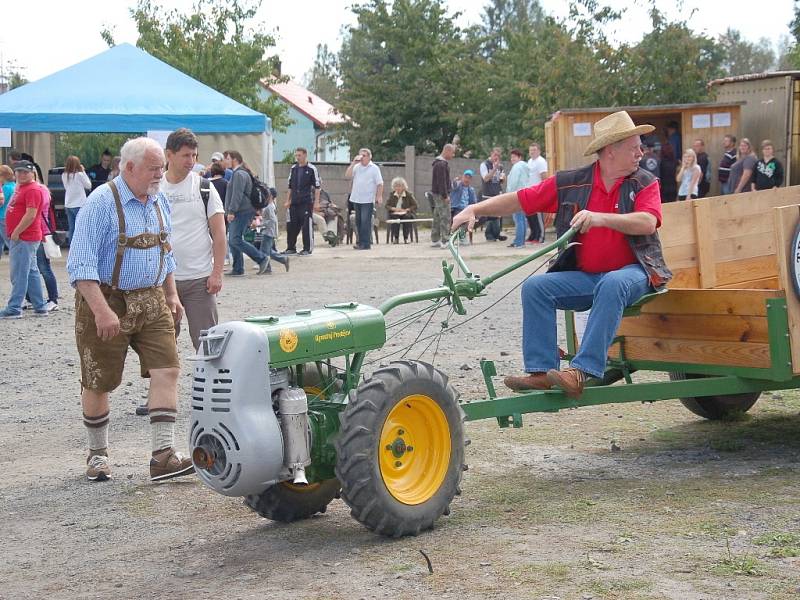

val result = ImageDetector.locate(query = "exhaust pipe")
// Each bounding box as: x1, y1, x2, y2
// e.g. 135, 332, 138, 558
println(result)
277, 388, 312, 484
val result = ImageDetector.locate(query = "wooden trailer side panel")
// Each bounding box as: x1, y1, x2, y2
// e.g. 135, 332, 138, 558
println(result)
662, 188, 800, 291
611, 289, 782, 369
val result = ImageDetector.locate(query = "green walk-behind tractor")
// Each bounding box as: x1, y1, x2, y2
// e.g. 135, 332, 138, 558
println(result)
188, 227, 562, 538
190, 197, 800, 537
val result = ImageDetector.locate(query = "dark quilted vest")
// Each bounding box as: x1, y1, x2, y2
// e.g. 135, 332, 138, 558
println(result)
549, 163, 672, 290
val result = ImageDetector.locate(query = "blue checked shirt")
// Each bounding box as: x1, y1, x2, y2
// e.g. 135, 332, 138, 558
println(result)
67, 176, 176, 290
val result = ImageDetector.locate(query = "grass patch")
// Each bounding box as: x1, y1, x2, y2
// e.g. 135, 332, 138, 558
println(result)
588, 577, 651, 597
709, 438, 746, 452
754, 532, 800, 558
507, 562, 571, 584
713, 540, 767, 577
697, 521, 737, 538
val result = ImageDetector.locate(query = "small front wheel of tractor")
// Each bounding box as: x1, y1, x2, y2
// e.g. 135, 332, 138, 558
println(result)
244, 478, 341, 523
335, 360, 465, 537
669, 372, 760, 420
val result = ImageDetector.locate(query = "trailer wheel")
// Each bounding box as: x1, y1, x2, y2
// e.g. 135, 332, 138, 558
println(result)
244, 478, 341, 523
669, 372, 760, 420
335, 360, 465, 537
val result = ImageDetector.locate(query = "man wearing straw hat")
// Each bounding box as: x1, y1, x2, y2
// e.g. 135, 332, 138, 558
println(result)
452, 111, 672, 398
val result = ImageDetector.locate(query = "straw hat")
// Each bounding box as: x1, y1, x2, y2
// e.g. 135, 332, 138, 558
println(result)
583, 111, 655, 156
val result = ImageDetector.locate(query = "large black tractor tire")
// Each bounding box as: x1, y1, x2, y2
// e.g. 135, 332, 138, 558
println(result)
669, 372, 760, 420
335, 360, 466, 537
244, 478, 341, 523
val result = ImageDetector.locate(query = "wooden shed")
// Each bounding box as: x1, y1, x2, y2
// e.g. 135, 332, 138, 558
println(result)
709, 71, 800, 186
544, 102, 743, 196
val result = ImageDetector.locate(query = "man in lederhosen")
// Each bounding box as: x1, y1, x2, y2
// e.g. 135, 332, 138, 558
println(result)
67, 137, 193, 483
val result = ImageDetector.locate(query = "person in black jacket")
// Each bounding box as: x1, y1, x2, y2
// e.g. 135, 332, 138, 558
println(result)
284, 147, 321, 255
753, 139, 784, 190
659, 142, 678, 203
430, 144, 454, 248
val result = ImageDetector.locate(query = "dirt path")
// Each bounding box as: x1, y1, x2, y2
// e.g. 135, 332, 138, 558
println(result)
1, 237, 798, 599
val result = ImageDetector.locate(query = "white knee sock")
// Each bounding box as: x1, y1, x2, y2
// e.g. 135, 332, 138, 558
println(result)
149, 408, 176, 453
84, 411, 109, 452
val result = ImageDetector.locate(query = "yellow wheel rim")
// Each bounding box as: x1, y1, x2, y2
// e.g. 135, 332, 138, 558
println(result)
304, 385, 324, 400
379, 394, 451, 505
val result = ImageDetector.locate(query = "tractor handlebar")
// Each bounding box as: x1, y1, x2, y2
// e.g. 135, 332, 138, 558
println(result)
379, 226, 578, 316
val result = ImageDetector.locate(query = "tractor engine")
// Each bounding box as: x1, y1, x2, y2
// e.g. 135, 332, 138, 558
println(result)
189, 304, 386, 498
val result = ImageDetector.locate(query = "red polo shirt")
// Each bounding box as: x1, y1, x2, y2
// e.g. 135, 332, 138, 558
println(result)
5, 181, 46, 242
516, 162, 662, 273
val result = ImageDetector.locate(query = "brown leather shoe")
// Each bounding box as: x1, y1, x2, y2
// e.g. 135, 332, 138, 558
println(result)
503, 372, 553, 392
546, 368, 587, 398
150, 448, 194, 482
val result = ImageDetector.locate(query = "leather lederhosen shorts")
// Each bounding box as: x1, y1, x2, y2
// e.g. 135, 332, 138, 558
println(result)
75, 285, 179, 392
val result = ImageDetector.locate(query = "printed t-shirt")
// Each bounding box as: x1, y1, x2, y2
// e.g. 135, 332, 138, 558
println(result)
5, 181, 46, 241
160, 172, 224, 281
516, 162, 662, 273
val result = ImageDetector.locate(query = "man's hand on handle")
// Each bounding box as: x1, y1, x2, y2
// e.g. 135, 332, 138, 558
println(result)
451, 205, 477, 233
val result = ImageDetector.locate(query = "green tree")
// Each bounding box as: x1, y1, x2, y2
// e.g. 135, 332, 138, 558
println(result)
718, 28, 775, 76
54, 134, 134, 168
337, 0, 477, 159
621, 7, 723, 105
103, 0, 290, 131
8, 71, 28, 90
786, 1, 800, 67
303, 43, 339, 105
479, 0, 545, 55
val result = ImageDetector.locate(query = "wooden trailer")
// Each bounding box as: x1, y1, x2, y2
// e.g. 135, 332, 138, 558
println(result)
609, 186, 800, 376
462, 186, 800, 426
544, 103, 743, 196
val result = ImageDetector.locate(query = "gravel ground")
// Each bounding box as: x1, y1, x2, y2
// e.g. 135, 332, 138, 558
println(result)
1, 233, 799, 600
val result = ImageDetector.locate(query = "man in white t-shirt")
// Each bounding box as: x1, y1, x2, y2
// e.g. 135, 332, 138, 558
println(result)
161, 128, 226, 350
526, 142, 549, 243
345, 148, 383, 250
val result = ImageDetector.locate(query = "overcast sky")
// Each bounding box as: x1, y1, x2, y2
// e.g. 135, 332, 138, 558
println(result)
1, 0, 795, 84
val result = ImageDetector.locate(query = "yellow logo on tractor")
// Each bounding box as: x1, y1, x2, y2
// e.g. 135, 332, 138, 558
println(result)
326, 321, 337, 330
279, 329, 299, 353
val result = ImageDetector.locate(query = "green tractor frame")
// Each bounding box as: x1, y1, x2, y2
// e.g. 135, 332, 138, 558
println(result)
190, 188, 800, 537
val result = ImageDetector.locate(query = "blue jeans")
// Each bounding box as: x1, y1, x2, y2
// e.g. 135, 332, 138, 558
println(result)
5, 240, 46, 314
0, 218, 7, 258
521, 264, 651, 377
512, 211, 527, 246
354, 203, 374, 249
259, 234, 288, 267
228, 210, 265, 274
66, 207, 81, 245
720, 181, 731, 195
36, 243, 58, 303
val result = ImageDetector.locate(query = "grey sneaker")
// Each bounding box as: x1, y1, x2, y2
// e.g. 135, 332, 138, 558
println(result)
0, 309, 22, 319
257, 257, 271, 275
284, 256, 290, 272
86, 451, 111, 482
150, 448, 194, 482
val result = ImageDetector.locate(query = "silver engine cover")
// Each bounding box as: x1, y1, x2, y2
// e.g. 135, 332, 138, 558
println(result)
190, 321, 284, 497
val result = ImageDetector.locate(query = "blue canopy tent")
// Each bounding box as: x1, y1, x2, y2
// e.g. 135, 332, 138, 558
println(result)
0, 43, 273, 182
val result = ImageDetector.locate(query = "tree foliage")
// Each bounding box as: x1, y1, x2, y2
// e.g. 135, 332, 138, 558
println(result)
103, 0, 290, 131
303, 44, 339, 105
330, 0, 766, 159
718, 28, 776, 76
337, 0, 478, 159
